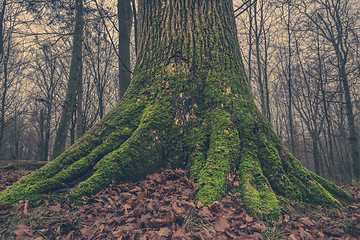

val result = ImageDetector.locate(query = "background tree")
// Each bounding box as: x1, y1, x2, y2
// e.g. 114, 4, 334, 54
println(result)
117, 0, 132, 99
52, 0, 85, 159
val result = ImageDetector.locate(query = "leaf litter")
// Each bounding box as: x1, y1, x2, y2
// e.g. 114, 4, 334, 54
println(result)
0, 169, 359, 239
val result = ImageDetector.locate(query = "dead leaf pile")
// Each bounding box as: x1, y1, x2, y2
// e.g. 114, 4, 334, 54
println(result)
0, 170, 30, 192
0, 169, 359, 239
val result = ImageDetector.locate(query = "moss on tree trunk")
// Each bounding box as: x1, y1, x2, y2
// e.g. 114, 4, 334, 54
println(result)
0, 0, 352, 219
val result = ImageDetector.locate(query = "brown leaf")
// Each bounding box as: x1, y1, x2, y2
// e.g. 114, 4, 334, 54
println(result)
148, 173, 163, 183
138, 213, 151, 225
172, 202, 185, 214
214, 216, 230, 232
99, 224, 111, 232
149, 218, 167, 227
288, 234, 297, 240
126, 217, 136, 223
34, 237, 45, 240
299, 227, 313, 239
13, 225, 31, 236
245, 214, 253, 222
23, 200, 29, 215
172, 228, 190, 239
80, 227, 95, 237
129, 186, 142, 193
239, 224, 247, 229
123, 204, 132, 214
249, 222, 264, 232
50, 203, 62, 213
238, 235, 256, 240
159, 205, 172, 212
209, 201, 221, 214
299, 217, 314, 226
194, 232, 207, 240
158, 227, 171, 237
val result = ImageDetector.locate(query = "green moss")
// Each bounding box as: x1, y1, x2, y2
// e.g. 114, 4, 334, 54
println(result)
195, 108, 240, 205
0, 97, 146, 205
282, 153, 342, 208
256, 133, 302, 201
308, 171, 353, 202
238, 143, 281, 220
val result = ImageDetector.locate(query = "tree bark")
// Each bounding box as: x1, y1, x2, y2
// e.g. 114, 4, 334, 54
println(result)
0, 0, 352, 220
286, 2, 295, 155
52, 0, 84, 159
118, 0, 132, 99
0, 0, 7, 152
38, 109, 46, 161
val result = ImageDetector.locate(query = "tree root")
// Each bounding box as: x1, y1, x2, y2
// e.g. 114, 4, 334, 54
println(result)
0, 88, 353, 220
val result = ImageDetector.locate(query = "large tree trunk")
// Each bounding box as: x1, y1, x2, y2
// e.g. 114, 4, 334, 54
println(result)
0, 0, 352, 219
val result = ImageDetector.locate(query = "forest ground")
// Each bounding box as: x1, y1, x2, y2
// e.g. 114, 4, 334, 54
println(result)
0, 168, 359, 240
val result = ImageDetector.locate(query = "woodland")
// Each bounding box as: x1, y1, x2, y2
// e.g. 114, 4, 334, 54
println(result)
0, 0, 360, 239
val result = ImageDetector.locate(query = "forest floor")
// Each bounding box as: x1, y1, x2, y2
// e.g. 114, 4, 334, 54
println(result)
0, 168, 359, 240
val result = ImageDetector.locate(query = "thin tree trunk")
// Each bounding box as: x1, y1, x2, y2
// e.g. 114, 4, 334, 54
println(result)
76, 59, 84, 140
44, 102, 51, 161
52, 0, 84, 159
38, 109, 45, 161
338, 88, 352, 180
247, 3, 252, 86
0, 0, 7, 151
254, 1, 266, 116
263, 24, 271, 122
131, 0, 137, 56
287, 2, 295, 154
300, 120, 310, 169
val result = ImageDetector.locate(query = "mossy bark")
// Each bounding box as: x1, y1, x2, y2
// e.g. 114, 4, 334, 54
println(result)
0, 0, 352, 219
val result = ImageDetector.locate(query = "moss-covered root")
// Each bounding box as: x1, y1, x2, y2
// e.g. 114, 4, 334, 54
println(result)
256, 133, 349, 210
195, 108, 240, 205
238, 142, 281, 220
281, 153, 345, 208
0, 96, 147, 205
308, 171, 354, 202
69, 103, 171, 200
0, 128, 133, 205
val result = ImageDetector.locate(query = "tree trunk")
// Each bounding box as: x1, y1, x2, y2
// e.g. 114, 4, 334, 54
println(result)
38, 109, 46, 161
286, 2, 295, 155
118, 0, 132, 99
338, 63, 360, 179
0, 0, 7, 152
0, 0, 352, 220
76, 58, 84, 141
254, 1, 266, 117
52, 0, 84, 159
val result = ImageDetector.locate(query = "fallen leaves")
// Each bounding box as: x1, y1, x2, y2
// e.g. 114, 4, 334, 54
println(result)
0, 169, 360, 239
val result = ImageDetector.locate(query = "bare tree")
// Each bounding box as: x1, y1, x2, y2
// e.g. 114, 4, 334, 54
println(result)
52, 0, 84, 159
301, 0, 360, 179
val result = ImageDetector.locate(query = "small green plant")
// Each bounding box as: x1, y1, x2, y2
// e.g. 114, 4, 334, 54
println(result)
182, 209, 215, 236
262, 222, 286, 240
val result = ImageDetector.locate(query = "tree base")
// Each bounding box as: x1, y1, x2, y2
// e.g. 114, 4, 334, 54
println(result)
0, 89, 353, 219
0, 52, 353, 221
